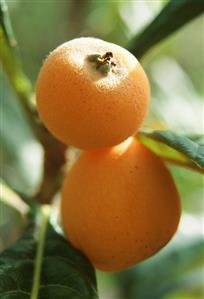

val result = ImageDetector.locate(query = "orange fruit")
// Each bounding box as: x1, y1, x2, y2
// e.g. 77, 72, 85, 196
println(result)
61, 137, 181, 272
36, 37, 150, 149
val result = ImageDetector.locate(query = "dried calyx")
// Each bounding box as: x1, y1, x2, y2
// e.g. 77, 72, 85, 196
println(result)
87, 52, 116, 75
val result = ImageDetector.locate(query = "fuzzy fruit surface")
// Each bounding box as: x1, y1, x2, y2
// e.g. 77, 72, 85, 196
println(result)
36, 37, 150, 149
61, 137, 181, 272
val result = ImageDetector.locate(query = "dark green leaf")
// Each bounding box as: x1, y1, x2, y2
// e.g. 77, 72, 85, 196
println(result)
137, 130, 204, 173
0, 207, 98, 299
128, 0, 204, 59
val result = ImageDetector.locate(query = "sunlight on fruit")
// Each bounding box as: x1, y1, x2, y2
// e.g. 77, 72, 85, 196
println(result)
36, 37, 150, 149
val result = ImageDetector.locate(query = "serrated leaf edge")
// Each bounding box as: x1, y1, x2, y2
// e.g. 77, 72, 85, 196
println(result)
137, 131, 204, 173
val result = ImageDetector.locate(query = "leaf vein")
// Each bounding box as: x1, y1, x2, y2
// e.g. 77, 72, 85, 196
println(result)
40, 284, 92, 299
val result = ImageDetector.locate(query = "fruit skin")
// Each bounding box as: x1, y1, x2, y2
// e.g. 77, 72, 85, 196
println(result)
61, 137, 181, 272
36, 37, 150, 149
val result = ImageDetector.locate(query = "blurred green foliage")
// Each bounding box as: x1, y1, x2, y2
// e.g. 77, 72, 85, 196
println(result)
116, 236, 204, 299
0, 70, 42, 194
1, 1, 204, 299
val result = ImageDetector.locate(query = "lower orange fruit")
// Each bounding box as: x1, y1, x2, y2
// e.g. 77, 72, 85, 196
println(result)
61, 137, 181, 271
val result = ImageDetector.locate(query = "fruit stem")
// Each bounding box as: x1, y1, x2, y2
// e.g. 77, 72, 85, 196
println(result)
87, 52, 116, 75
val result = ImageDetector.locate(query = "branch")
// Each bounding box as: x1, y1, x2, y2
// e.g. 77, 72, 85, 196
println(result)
128, 0, 204, 59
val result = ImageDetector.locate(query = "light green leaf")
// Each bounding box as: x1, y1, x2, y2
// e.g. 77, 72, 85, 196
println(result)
0, 70, 43, 194
0, 0, 43, 195
137, 130, 204, 173
0, 181, 29, 252
0, 0, 42, 142
0, 206, 98, 299
0, 0, 32, 102
128, 0, 204, 58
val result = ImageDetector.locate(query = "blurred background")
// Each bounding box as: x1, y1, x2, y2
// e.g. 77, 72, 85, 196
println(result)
1, 1, 204, 299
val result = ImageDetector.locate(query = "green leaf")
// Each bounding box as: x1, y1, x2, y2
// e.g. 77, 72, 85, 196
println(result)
128, 0, 204, 59
0, 70, 43, 195
0, 206, 98, 299
0, 0, 32, 99
0, 0, 42, 142
137, 130, 204, 173
117, 237, 204, 299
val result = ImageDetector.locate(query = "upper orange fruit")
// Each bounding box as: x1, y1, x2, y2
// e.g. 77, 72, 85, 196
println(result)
61, 137, 181, 272
36, 37, 150, 149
